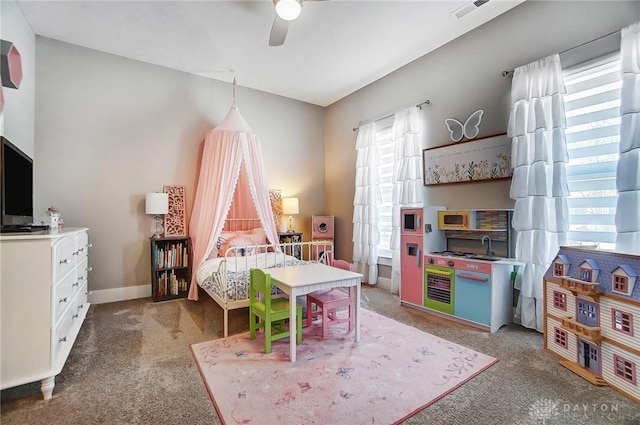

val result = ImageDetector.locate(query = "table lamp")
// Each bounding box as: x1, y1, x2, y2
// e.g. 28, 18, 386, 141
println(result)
145, 193, 169, 238
282, 197, 299, 233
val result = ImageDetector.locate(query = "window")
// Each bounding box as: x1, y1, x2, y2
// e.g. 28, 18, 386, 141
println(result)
613, 274, 628, 293
554, 327, 568, 348
612, 309, 633, 335
554, 263, 565, 277
613, 355, 636, 384
563, 53, 622, 250
577, 300, 598, 322
579, 268, 592, 282
553, 291, 567, 311
375, 123, 394, 258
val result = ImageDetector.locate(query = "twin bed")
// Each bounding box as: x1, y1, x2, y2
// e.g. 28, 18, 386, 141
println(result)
188, 108, 337, 336
194, 219, 334, 337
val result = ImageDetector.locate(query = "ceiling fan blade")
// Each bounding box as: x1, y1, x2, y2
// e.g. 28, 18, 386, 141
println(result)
269, 15, 289, 46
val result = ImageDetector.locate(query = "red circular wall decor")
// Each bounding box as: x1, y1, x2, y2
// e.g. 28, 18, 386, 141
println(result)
1, 40, 23, 90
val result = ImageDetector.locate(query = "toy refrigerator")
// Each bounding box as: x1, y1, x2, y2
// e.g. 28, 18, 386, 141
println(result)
400, 208, 423, 305
400, 206, 445, 306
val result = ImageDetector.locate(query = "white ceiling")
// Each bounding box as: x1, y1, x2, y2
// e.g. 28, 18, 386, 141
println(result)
16, 0, 525, 107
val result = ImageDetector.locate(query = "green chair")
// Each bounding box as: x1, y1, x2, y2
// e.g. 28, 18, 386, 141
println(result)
249, 268, 303, 354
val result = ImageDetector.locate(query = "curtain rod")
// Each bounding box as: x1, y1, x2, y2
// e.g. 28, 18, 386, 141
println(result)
501, 28, 621, 77
352, 100, 430, 132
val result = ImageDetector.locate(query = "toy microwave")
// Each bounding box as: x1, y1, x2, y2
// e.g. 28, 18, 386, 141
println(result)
437, 210, 471, 229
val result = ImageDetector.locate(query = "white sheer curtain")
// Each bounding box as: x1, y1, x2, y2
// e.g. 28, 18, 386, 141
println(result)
389, 107, 423, 294
615, 21, 640, 254
508, 54, 569, 332
352, 122, 380, 284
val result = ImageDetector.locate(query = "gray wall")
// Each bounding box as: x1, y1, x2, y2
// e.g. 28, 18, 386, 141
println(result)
34, 38, 325, 294
11, 0, 640, 297
325, 1, 640, 262
0, 0, 35, 157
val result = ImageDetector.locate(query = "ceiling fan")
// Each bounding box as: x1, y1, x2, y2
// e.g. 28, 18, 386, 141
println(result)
269, 0, 325, 47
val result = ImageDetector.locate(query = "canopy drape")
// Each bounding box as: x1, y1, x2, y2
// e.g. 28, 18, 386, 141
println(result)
188, 106, 279, 301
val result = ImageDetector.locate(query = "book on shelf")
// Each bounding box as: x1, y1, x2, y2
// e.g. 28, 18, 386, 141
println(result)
156, 271, 187, 297
153, 241, 189, 269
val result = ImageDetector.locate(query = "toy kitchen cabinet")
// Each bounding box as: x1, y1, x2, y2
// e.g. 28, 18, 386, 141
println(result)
419, 253, 522, 333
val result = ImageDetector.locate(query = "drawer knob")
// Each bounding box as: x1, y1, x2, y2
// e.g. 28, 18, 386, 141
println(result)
79, 303, 84, 309
59, 259, 69, 264
73, 251, 79, 255
72, 313, 79, 319
72, 282, 79, 287
78, 276, 85, 281
59, 297, 68, 303
78, 247, 85, 253
86, 266, 93, 272
86, 243, 93, 248
59, 336, 67, 343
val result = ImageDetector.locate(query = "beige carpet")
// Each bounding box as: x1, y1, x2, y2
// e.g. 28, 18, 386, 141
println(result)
192, 309, 497, 425
2, 285, 639, 424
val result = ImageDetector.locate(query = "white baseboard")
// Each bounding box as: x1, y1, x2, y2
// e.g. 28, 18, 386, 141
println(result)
89, 285, 151, 305
376, 276, 392, 292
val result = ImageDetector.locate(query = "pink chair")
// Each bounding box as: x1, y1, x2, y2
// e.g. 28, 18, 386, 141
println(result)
306, 259, 355, 338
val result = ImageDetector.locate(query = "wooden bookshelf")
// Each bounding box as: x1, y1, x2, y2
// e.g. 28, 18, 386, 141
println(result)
150, 236, 191, 302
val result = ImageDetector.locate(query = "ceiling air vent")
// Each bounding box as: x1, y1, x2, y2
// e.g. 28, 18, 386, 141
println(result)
452, 0, 490, 19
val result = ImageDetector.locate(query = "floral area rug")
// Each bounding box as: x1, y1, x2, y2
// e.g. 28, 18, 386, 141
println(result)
190, 309, 497, 425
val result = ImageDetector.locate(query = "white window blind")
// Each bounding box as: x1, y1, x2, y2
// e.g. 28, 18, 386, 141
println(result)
376, 125, 394, 257
563, 53, 621, 250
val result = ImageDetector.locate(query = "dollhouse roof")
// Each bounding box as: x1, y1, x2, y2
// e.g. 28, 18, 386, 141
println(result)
555, 254, 570, 264
579, 259, 600, 270
613, 265, 639, 277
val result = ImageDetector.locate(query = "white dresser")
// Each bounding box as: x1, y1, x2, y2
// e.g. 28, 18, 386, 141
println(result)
0, 227, 91, 400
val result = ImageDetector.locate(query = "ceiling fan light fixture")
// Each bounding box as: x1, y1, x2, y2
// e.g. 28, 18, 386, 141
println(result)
275, 0, 302, 21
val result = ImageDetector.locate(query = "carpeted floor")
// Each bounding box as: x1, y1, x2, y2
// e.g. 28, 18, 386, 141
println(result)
2, 285, 639, 425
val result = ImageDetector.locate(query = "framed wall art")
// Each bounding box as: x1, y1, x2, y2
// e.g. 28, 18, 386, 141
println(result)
163, 185, 187, 236
269, 189, 283, 230
423, 133, 511, 186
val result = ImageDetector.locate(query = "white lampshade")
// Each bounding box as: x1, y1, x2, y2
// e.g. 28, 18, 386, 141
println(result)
145, 193, 169, 215
275, 0, 302, 21
282, 197, 299, 215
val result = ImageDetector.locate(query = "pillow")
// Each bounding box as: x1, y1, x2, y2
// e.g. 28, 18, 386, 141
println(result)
207, 228, 268, 258
248, 228, 267, 249
220, 235, 256, 257
206, 231, 238, 259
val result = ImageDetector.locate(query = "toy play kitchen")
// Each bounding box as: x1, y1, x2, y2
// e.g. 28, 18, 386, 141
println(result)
400, 207, 523, 333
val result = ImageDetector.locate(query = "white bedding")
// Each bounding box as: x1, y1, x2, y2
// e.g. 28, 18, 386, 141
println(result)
196, 252, 306, 302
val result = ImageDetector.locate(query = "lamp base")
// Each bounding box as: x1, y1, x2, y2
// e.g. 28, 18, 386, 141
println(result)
287, 215, 295, 233
151, 215, 164, 238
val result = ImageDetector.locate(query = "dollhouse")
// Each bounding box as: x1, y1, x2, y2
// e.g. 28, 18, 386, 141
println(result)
543, 246, 640, 403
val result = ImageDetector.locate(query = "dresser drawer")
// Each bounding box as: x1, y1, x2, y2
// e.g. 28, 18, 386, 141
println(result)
74, 231, 89, 260
52, 307, 75, 366
74, 282, 89, 318
53, 236, 76, 282
72, 257, 89, 299
53, 269, 76, 325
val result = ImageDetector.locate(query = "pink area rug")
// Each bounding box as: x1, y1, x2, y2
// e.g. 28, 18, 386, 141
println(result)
191, 309, 497, 425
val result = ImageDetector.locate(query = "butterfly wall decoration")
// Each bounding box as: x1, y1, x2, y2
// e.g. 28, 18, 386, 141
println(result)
445, 109, 484, 142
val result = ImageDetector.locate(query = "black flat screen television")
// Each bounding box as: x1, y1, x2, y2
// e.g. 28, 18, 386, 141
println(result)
1, 137, 34, 228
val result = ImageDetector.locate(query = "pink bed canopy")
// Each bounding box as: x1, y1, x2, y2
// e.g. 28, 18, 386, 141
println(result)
187, 105, 279, 301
